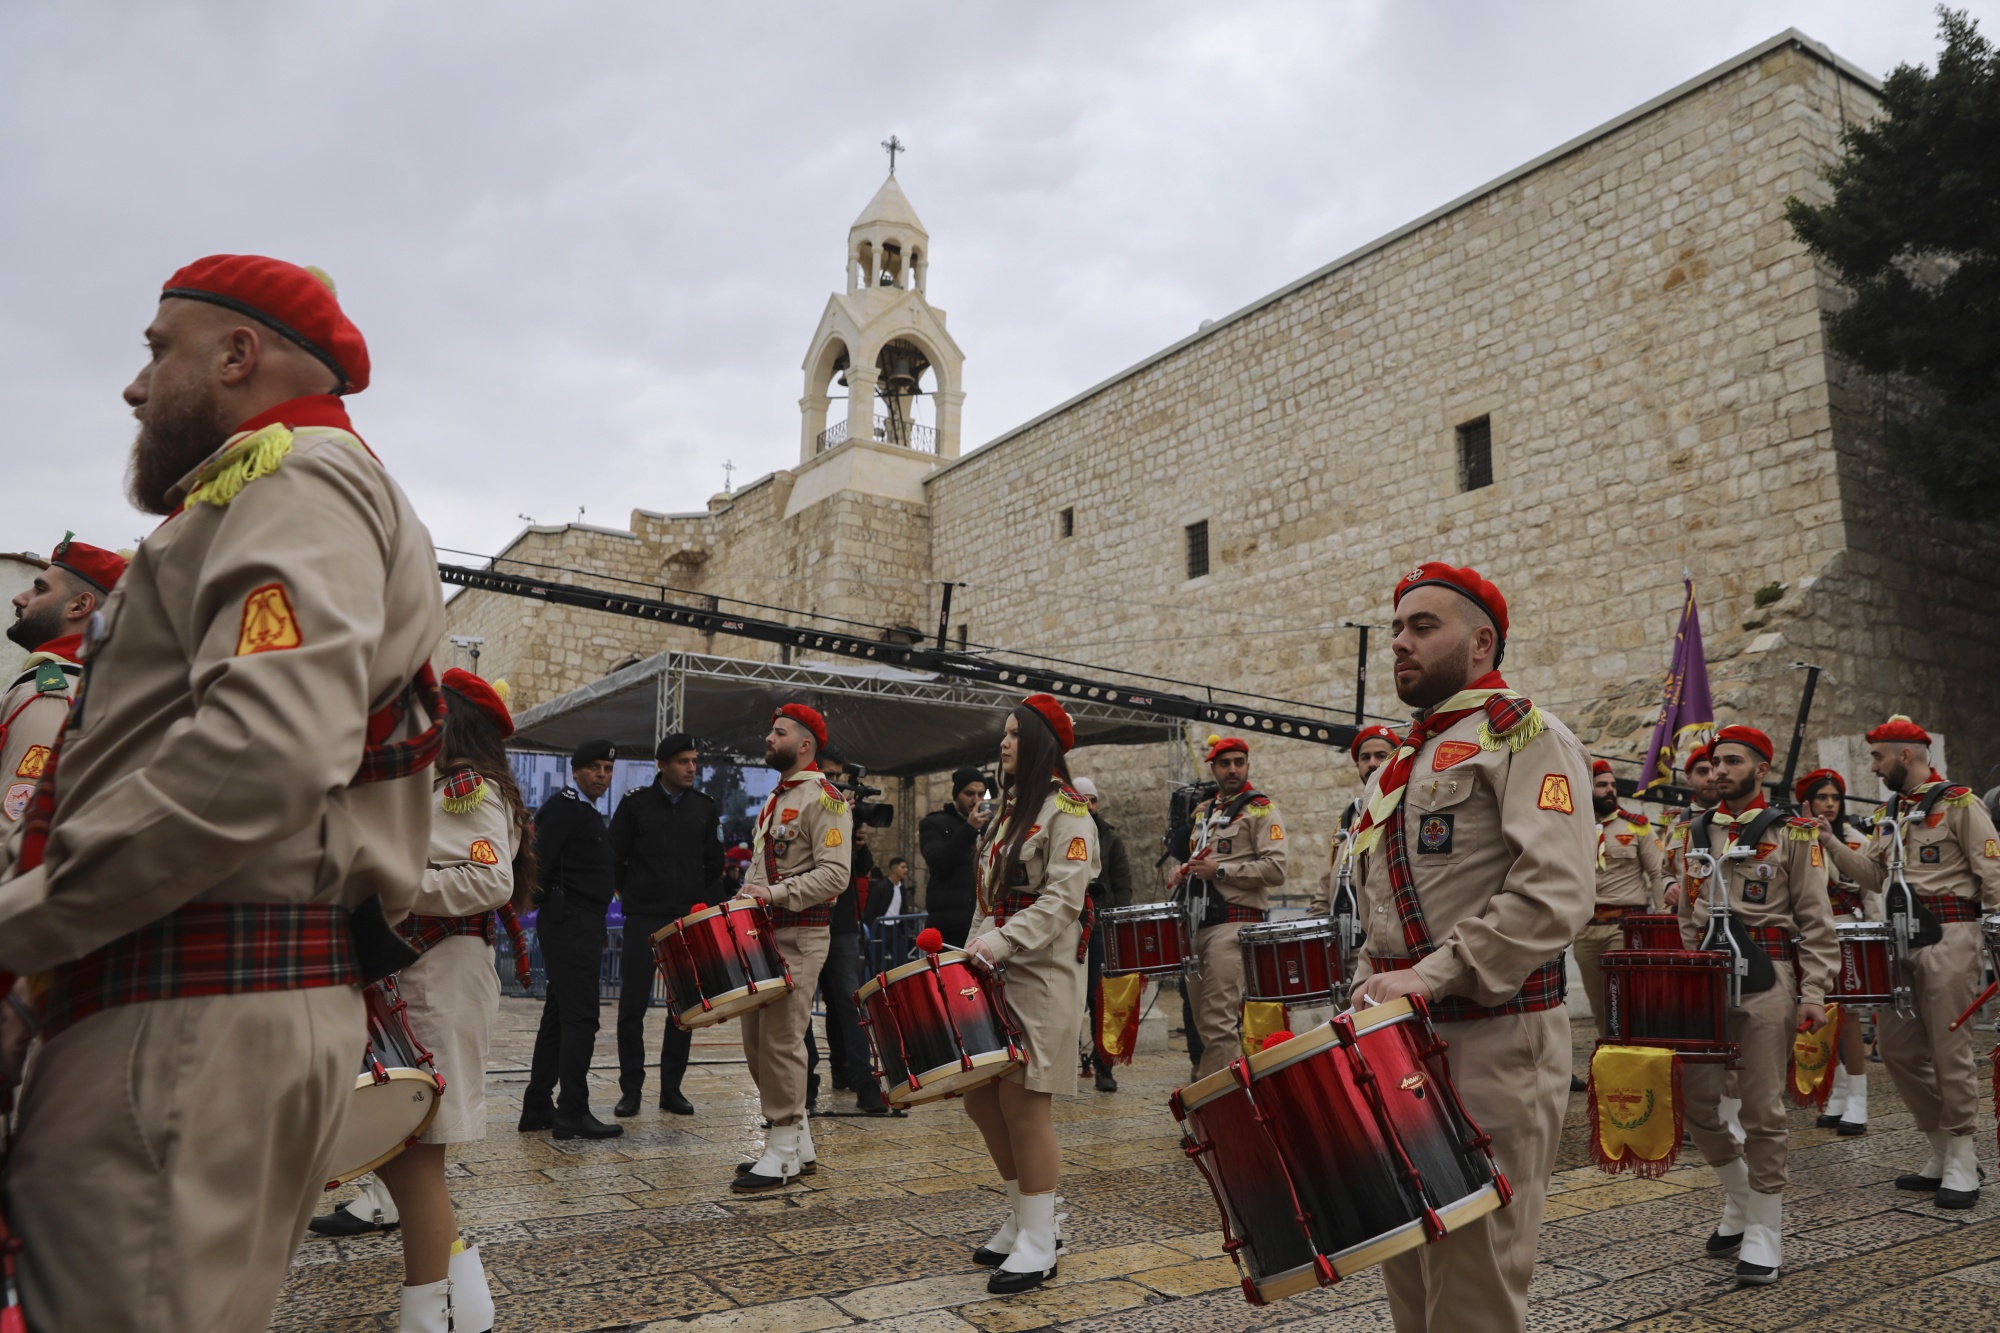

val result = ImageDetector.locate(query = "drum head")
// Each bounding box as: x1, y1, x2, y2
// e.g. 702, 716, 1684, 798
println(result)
326, 1070, 440, 1187
1239, 919, 1335, 943
1099, 903, 1186, 925
890, 1052, 1022, 1108
676, 976, 796, 1030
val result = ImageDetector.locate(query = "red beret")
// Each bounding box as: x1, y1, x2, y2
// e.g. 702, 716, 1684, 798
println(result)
442, 668, 514, 739
1794, 767, 1845, 803
1019, 693, 1075, 753
773, 703, 827, 749
1682, 742, 1714, 771
1206, 736, 1248, 763
1348, 724, 1401, 760
1591, 758, 1614, 777
1866, 714, 1931, 746
46, 535, 126, 595
724, 844, 753, 864
1711, 725, 1773, 762
162, 255, 370, 394
1394, 562, 1509, 638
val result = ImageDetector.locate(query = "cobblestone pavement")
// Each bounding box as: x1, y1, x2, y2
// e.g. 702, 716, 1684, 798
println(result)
277, 999, 2000, 1331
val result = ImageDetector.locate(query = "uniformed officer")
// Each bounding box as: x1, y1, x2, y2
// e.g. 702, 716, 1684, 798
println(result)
1348, 563, 1594, 1333
0, 538, 125, 853
1177, 736, 1287, 1080
0, 255, 444, 1333
1677, 725, 1837, 1286
520, 739, 623, 1140
1309, 723, 1400, 916
1827, 715, 2000, 1208
732, 703, 851, 1190
1574, 758, 1665, 1037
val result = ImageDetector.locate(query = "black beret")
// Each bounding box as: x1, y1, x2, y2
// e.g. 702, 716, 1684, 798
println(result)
952, 766, 988, 796
572, 739, 618, 766
655, 732, 697, 762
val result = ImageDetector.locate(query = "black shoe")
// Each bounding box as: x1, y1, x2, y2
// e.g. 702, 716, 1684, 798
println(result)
517, 1107, 555, 1133
1936, 1185, 1980, 1210
857, 1087, 890, 1115
1095, 1068, 1119, 1093
1705, 1229, 1743, 1257
735, 1158, 818, 1177
308, 1207, 395, 1238
975, 1239, 1062, 1268
552, 1112, 624, 1140
659, 1090, 695, 1115
613, 1092, 641, 1118
731, 1167, 796, 1193
806, 1074, 821, 1113
1836, 1119, 1868, 1137
1896, 1172, 1943, 1192
831, 1073, 851, 1092
1570, 1074, 1587, 1093
1814, 1111, 1844, 1128
987, 1262, 1057, 1294
1735, 1260, 1779, 1286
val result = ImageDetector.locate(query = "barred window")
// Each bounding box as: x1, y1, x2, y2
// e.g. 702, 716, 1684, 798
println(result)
1186, 520, 1210, 579
1457, 416, 1493, 491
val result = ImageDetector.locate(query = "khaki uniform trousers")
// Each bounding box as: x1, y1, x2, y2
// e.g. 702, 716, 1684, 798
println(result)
1685, 962, 1796, 1193
1190, 921, 1246, 1080
1571, 921, 1624, 1037
740, 924, 832, 1128
9, 986, 362, 1333
1383, 1006, 1569, 1333
1878, 922, 1984, 1137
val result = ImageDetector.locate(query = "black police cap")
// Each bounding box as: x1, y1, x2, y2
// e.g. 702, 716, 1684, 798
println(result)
656, 732, 697, 762
572, 739, 618, 766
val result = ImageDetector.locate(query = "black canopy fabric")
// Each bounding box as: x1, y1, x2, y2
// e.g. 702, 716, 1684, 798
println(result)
509, 651, 1176, 777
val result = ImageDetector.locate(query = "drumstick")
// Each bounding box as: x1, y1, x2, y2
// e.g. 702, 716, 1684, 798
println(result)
1948, 979, 1997, 1032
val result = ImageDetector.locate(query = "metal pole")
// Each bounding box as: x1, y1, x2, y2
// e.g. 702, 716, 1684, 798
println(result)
1354, 625, 1369, 725
1775, 662, 1822, 805
935, 582, 958, 650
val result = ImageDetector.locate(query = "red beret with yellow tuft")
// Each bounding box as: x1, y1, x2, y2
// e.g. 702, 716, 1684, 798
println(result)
162, 255, 370, 394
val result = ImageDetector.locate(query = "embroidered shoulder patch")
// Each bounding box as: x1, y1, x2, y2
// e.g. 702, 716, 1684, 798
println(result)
1809, 843, 1824, 869
33, 662, 69, 696
780, 808, 799, 823
1066, 836, 1089, 861
823, 827, 844, 848
1433, 741, 1480, 771
469, 838, 500, 865
15, 744, 50, 779
1536, 774, 1574, 814
1984, 839, 1999, 860
1268, 824, 1284, 841
3, 781, 32, 821
236, 583, 302, 655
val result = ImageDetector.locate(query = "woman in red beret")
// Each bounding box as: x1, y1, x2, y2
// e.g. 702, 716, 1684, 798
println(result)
961, 694, 1098, 1294
1797, 768, 1871, 1135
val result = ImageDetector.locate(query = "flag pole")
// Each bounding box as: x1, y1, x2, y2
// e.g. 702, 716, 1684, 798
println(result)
1774, 662, 1823, 808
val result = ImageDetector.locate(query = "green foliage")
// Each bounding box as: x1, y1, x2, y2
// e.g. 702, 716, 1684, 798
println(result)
1753, 582, 1786, 608
1785, 8, 2000, 521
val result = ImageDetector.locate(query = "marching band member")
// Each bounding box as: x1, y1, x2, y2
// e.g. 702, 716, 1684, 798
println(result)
1800, 768, 1872, 1135
1348, 564, 1594, 1333
1660, 742, 1719, 909
1677, 725, 1836, 1286
1827, 716, 2000, 1208
1574, 759, 1664, 1038
1174, 736, 1287, 1079
0, 255, 444, 1332
963, 693, 1098, 1294
1309, 723, 1399, 916
733, 703, 852, 1191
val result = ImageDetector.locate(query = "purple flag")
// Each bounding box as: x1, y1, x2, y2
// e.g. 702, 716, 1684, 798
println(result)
1638, 578, 1715, 790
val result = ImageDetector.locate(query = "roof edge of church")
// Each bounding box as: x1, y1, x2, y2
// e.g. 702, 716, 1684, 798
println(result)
928, 27, 1878, 484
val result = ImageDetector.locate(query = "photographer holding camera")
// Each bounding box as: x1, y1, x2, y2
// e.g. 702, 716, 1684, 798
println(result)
920, 767, 991, 946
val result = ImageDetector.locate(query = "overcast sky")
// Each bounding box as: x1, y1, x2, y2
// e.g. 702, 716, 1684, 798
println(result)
1, 1, 1986, 563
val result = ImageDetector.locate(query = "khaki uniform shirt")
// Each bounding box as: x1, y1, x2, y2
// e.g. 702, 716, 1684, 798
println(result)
1188, 786, 1288, 910
1661, 806, 1712, 898
1352, 705, 1595, 1006
1829, 780, 2000, 911
415, 769, 517, 917
0, 418, 445, 974
743, 768, 853, 913
1677, 804, 1839, 1006
1595, 809, 1664, 908
1308, 796, 1365, 916
0, 646, 80, 864
972, 786, 1098, 966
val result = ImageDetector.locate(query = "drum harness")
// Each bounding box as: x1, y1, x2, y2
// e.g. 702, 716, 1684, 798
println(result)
1174, 787, 1266, 978
1877, 798, 1951, 1017
1687, 801, 1797, 1010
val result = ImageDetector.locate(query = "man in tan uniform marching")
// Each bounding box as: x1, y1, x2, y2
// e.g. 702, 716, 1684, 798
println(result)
1660, 742, 1718, 909
733, 702, 852, 1191
1676, 725, 1835, 1285
1349, 563, 1593, 1333
1827, 715, 2000, 1208
1309, 724, 1399, 917
1178, 736, 1287, 1079
1574, 758, 1664, 1036
0, 256, 444, 1333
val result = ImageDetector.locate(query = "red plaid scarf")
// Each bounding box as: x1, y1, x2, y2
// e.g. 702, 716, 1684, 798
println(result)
755, 765, 836, 929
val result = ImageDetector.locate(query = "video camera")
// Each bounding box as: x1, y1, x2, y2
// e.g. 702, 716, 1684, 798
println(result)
832, 764, 896, 828
1162, 780, 1218, 858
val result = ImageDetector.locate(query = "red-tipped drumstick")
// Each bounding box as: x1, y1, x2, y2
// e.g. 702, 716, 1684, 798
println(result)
1949, 980, 1997, 1032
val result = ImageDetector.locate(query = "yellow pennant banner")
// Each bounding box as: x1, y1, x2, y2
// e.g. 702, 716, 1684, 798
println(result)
1790, 1002, 1840, 1108
1241, 1001, 1289, 1058
1588, 1044, 1683, 1178
1096, 973, 1145, 1066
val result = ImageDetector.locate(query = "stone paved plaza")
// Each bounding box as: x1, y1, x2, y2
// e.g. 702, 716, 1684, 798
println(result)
278, 999, 2000, 1332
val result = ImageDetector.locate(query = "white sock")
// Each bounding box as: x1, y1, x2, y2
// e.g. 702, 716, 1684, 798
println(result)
1839, 1072, 1867, 1125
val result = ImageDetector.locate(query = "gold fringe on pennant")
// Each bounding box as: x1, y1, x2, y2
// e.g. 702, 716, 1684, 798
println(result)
187, 424, 294, 508
1055, 790, 1090, 818
441, 779, 490, 815
1477, 706, 1546, 755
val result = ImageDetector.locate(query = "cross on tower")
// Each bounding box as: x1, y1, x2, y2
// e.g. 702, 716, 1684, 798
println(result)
722, 459, 736, 493
881, 135, 905, 176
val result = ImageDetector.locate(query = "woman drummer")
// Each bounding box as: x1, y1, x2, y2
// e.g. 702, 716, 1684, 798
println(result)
1802, 768, 1871, 1136
962, 693, 1099, 1294
380, 668, 537, 1333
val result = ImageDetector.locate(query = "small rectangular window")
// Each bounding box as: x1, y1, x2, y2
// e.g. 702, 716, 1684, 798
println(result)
1457, 416, 1493, 492
1059, 506, 1075, 538
1185, 520, 1210, 580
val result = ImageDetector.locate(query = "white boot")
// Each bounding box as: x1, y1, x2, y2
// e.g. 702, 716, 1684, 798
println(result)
797, 1113, 819, 1173
1706, 1158, 1750, 1256
1937, 1133, 1982, 1209
1816, 1068, 1849, 1124
1837, 1071, 1867, 1133
397, 1278, 454, 1333
1899, 1129, 1950, 1191
733, 1122, 801, 1191
1735, 1189, 1783, 1284
448, 1242, 495, 1333
1719, 1095, 1746, 1146
990, 1190, 1058, 1292
975, 1180, 1024, 1263
354, 1175, 400, 1227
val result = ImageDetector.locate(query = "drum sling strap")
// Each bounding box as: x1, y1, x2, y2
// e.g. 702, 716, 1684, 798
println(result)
1185, 787, 1270, 929
1688, 806, 1789, 995
1883, 781, 1965, 947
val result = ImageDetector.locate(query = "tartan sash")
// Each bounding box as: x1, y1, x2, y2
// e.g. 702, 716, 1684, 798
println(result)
1918, 893, 1982, 924
397, 911, 495, 953
352, 663, 445, 786
770, 903, 834, 929
994, 889, 1093, 963
1746, 924, 1798, 966
1368, 954, 1567, 1022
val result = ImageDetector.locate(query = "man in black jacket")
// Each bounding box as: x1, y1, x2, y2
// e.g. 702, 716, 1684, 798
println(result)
918, 767, 990, 947
522, 740, 624, 1140
609, 732, 723, 1116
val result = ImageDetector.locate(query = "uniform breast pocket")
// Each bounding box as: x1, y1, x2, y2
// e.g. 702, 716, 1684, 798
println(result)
1911, 830, 1948, 867
1410, 777, 1477, 858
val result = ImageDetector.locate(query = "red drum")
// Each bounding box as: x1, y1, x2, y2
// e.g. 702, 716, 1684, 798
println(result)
1831, 922, 1896, 1006
1171, 998, 1509, 1304
1621, 913, 1683, 951
650, 900, 795, 1030
1598, 949, 1734, 1061
1101, 901, 1192, 978
326, 977, 444, 1187
856, 951, 1022, 1107
1240, 919, 1342, 1004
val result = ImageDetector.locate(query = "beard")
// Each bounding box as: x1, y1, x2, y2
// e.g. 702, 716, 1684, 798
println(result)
1714, 769, 1760, 804
1592, 792, 1618, 817
764, 738, 802, 772
127, 372, 232, 515
6, 602, 63, 652
1881, 759, 1911, 792
1395, 637, 1475, 711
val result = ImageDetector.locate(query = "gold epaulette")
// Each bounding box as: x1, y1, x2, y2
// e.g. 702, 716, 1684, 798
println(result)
1785, 817, 1817, 841
1944, 786, 1976, 809
186, 423, 294, 508
1245, 795, 1273, 813
1055, 787, 1090, 819
1620, 810, 1649, 827
440, 766, 489, 815
818, 779, 847, 814
1476, 703, 1546, 754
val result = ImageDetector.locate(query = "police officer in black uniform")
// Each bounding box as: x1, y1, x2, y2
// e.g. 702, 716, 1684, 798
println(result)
609, 732, 724, 1117
519, 739, 623, 1139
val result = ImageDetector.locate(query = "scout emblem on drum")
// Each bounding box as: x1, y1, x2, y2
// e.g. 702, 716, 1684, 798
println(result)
325, 978, 446, 1188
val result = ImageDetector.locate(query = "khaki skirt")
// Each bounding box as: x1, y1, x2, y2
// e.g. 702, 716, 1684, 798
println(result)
973, 913, 1086, 1096
398, 934, 500, 1144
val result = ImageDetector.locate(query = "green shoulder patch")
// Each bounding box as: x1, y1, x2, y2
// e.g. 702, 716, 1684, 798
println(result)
33, 662, 70, 696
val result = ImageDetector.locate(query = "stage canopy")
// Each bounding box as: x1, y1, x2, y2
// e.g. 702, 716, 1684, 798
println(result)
510, 651, 1179, 777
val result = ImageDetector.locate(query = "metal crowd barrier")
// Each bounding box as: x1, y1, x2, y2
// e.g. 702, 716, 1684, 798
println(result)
864, 912, 930, 975
493, 926, 670, 1006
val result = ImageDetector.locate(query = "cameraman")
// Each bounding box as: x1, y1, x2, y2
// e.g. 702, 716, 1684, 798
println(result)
919, 767, 990, 947
809, 749, 888, 1114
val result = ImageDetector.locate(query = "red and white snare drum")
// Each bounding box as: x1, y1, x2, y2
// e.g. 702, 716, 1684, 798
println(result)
650, 899, 795, 1030
857, 951, 1022, 1106
326, 977, 444, 1188
1831, 922, 1896, 1005
1171, 997, 1509, 1304
1101, 901, 1192, 978
1598, 949, 1734, 1061
1621, 913, 1683, 951
1240, 919, 1342, 1005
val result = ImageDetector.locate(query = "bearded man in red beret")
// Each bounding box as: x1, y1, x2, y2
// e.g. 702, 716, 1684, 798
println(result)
1309, 723, 1399, 916
0, 257, 444, 1332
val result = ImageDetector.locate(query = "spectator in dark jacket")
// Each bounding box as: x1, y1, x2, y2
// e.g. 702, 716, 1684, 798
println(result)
804, 750, 888, 1113
1076, 777, 1133, 1092
607, 733, 723, 1117
918, 766, 990, 946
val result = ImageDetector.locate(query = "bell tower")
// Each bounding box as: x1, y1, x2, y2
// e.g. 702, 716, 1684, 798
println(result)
800, 149, 965, 465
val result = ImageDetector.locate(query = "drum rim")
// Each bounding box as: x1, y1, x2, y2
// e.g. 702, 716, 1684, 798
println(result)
1599, 948, 1733, 968
888, 1050, 1021, 1107
870, 950, 975, 990
675, 976, 796, 1029
1098, 902, 1189, 923
1834, 922, 1894, 940
1239, 919, 1338, 942
652, 898, 765, 941
1248, 1182, 1503, 1299
328, 1069, 441, 1186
